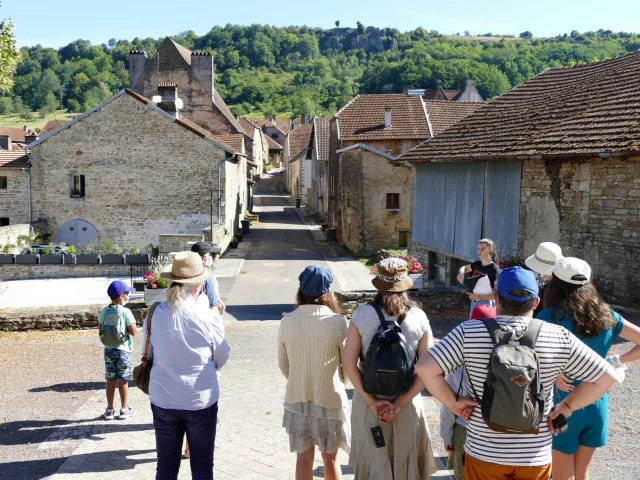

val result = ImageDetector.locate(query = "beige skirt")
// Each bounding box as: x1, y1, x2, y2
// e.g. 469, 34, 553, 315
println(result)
349, 390, 437, 480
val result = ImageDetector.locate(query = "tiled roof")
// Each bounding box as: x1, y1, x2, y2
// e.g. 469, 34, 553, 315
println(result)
40, 120, 65, 136
289, 124, 313, 160
423, 88, 460, 101
275, 119, 290, 134
314, 117, 330, 161
211, 133, 244, 153
0, 126, 35, 142
336, 94, 430, 140
424, 100, 485, 136
239, 117, 258, 137
158, 81, 177, 87
247, 118, 288, 136
0, 151, 28, 168
400, 51, 640, 163
212, 89, 246, 136
265, 135, 283, 150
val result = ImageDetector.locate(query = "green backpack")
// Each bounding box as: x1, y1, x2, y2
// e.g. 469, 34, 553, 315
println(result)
100, 304, 127, 348
468, 318, 546, 434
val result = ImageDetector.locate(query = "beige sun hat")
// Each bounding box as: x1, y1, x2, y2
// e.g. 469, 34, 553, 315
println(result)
160, 251, 214, 284
525, 242, 564, 276
371, 257, 414, 292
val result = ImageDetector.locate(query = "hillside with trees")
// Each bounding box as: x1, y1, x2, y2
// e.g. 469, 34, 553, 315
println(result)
3, 25, 640, 121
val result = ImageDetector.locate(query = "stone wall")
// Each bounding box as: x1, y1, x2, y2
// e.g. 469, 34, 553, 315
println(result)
159, 233, 205, 253
0, 168, 30, 226
519, 156, 640, 306
28, 93, 228, 250
0, 263, 131, 281
0, 223, 30, 252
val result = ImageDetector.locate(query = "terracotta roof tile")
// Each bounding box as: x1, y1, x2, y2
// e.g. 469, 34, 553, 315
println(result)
336, 94, 430, 140
247, 118, 288, 136
40, 120, 65, 136
424, 100, 485, 136
275, 119, 290, 134
423, 88, 460, 101
289, 124, 313, 159
212, 89, 246, 135
265, 135, 283, 150
211, 133, 244, 153
0, 126, 36, 142
314, 118, 330, 161
239, 117, 258, 137
0, 151, 28, 168
401, 51, 640, 163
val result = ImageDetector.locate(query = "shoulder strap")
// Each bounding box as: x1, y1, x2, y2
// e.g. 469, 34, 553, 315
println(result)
142, 302, 160, 362
519, 318, 543, 349
371, 304, 387, 327
481, 318, 512, 347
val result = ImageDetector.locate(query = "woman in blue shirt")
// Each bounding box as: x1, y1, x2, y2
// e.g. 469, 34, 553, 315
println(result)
537, 257, 640, 480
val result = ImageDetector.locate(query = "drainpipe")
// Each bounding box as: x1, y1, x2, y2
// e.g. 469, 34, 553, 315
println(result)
22, 167, 32, 223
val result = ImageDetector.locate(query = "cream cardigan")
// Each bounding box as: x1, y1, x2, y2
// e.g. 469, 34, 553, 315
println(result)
278, 304, 349, 410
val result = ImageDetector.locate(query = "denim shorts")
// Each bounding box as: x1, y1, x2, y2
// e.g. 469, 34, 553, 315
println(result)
104, 349, 133, 381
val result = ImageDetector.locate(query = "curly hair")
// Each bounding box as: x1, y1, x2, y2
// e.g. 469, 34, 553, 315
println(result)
296, 289, 342, 314
372, 291, 418, 322
542, 274, 615, 337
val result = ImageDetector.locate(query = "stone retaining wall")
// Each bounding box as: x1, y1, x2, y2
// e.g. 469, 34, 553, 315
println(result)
0, 264, 131, 281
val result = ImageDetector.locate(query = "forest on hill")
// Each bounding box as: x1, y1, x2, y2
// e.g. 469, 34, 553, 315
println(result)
4, 24, 640, 120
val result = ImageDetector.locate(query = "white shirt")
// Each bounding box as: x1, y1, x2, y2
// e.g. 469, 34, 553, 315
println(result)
143, 299, 230, 411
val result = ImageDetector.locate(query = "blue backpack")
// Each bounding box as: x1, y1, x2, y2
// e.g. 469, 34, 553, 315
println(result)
100, 304, 127, 347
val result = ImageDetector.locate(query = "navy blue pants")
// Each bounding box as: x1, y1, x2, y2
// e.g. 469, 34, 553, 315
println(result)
151, 402, 218, 480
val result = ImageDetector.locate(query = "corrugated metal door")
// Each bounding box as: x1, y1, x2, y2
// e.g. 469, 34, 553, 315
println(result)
484, 160, 522, 257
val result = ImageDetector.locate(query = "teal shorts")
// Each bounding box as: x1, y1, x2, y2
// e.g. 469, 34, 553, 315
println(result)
104, 349, 133, 382
553, 394, 608, 454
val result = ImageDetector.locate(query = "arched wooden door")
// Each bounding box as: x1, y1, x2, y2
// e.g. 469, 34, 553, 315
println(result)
58, 219, 99, 247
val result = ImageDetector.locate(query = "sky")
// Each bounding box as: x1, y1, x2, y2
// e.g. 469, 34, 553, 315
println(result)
4, 0, 640, 49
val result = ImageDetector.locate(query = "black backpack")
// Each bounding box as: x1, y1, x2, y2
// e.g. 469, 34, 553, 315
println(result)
361, 304, 415, 397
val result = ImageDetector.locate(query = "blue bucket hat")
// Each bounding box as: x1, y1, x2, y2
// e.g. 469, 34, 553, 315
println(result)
107, 280, 136, 299
299, 265, 333, 297
497, 267, 539, 302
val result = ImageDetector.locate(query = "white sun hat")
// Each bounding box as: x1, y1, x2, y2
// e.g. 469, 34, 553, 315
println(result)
525, 242, 564, 276
552, 257, 591, 285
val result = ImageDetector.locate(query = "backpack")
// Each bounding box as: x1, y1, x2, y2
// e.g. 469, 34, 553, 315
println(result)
467, 318, 546, 434
361, 304, 415, 397
100, 304, 127, 348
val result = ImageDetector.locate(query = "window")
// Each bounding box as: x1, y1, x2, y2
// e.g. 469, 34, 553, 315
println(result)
0, 176, 7, 189
386, 193, 400, 210
0, 218, 9, 227
399, 231, 409, 248
271, 133, 278, 139
71, 175, 85, 198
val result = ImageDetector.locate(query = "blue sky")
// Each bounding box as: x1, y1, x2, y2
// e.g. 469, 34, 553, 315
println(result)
5, 0, 639, 48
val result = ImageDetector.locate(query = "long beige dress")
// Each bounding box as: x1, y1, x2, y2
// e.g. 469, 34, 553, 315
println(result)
349, 305, 437, 480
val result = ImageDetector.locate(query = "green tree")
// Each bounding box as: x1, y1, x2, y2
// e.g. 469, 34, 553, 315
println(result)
38, 92, 58, 118
0, 3, 20, 93
519, 31, 533, 39
0, 96, 12, 114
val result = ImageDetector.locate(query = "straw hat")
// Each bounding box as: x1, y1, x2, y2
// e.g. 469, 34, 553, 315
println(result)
160, 251, 214, 284
371, 257, 414, 292
525, 242, 564, 276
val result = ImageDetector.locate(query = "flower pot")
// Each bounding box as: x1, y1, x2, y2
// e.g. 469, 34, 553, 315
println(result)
101, 254, 124, 265
230, 241, 239, 249
62, 254, 76, 264
125, 254, 150, 265
409, 273, 423, 290
76, 254, 100, 265
15, 254, 39, 264
0, 254, 14, 264
144, 286, 167, 306
40, 254, 62, 265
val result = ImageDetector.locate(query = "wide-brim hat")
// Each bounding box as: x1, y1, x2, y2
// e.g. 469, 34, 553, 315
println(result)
371, 257, 414, 292
160, 251, 215, 284
525, 242, 564, 276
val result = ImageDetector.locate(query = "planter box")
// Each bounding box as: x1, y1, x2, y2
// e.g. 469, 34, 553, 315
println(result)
62, 254, 76, 265
15, 254, 39, 264
229, 242, 239, 249
125, 254, 150, 265
133, 280, 146, 292
101, 254, 124, 265
144, 286, 167, 306
76, 254, 100, 265
409, 273, 424, 290
0, 254, 14, 264
40, 255, 62, 265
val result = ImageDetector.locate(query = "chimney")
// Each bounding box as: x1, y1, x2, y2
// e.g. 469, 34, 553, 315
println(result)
0, 135, 11, 150
25, 134, 39, 145
191, 52, 214, 99
156, 82, 180, 117
129, 50, 147, 93
384, 108, 392, 129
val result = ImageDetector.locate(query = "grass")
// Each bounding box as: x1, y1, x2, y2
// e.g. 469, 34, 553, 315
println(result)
0, 110, 75, 131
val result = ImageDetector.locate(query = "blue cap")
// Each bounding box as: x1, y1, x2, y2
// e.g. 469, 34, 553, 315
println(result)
497, 267, 539, 302
298, 265, 333, 297
107, 280, 136, 299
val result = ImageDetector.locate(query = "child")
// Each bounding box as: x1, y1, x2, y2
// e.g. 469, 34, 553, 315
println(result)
98, 280, 138, 420
439, 304, 496, 480
457, 238, 499, 315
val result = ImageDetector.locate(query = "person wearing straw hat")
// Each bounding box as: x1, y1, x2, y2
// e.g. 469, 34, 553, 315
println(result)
525, 242, 564, 317
343, 257, 437, 480
537, 257, 640, 480
142, 251, 230, 480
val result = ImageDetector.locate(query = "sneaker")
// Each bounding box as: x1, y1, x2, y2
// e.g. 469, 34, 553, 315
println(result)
119, 407, 133, 419
103, 408, 115, 420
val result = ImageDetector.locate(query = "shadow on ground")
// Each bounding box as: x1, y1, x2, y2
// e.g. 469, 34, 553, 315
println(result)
225, 304, 295, 321
29, 382, 108, 393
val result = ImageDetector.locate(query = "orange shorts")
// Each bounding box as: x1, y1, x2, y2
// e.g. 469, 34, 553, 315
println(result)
464, 454, 552, 480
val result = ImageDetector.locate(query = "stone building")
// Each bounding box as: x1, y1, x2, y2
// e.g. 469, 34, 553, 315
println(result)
284, 124, 313, 201
24, 88, 246, 251
310, 118, 330, 220
328, 93, 483, 254
0, 150, 30, 228
399, 52, 640, 306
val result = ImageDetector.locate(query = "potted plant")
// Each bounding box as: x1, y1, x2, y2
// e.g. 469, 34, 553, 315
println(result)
0, 244, 15, 264
142, 257, 170, 306
76, 241, 101, 264
99, 238, 124, 264
63, 245, 77, 264
15, 235, 38, 264
40, 246, 62, 265
229, 237, 239, 249
125, 245, 149, 265
235, 232, 243, 243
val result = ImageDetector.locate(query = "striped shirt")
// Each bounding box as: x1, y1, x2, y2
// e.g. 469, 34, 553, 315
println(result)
429, 315, 610, 466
